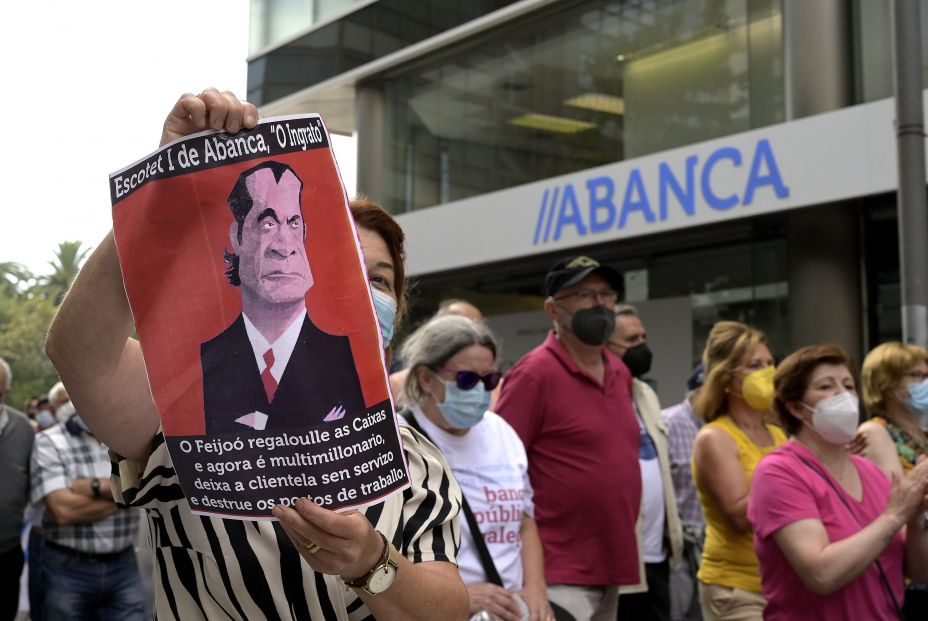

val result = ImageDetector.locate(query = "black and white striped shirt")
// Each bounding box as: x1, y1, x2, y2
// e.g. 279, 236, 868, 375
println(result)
111, 425, 462, 620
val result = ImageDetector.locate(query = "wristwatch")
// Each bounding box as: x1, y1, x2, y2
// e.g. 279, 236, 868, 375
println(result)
342, 531, 399, 595
90, 477, 101, 498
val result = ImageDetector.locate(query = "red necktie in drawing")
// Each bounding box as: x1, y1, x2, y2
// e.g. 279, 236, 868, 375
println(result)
261, 348, 277, 402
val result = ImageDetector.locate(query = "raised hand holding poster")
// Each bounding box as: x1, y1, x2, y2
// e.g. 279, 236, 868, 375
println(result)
110, 115, 409, 519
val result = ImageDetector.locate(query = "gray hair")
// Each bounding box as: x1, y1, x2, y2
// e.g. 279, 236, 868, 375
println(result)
48, 381, 69, 408
0, 357, 10, 392
400, 315, 500, 406
615, 303, 638, 317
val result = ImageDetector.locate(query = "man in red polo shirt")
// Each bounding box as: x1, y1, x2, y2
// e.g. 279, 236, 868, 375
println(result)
496, 255, 641, 621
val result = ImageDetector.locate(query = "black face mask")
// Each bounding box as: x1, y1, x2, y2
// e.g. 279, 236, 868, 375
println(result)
622, 342, 653, 378
568, 306, 615, 346
64, 413, 86, 436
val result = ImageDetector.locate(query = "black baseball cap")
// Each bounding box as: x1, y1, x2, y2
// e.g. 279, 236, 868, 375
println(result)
544, 255, 624, 298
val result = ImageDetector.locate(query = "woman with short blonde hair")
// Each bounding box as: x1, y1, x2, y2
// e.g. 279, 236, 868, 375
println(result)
858, 342, 928, 478
856, 341, 928, 616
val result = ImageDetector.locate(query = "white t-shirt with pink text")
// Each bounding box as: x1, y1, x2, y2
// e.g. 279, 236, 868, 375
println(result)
409, 406, 533, 590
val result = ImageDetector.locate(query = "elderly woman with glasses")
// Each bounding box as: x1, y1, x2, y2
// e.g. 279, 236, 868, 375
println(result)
400, 315, 554, 621
857, 342, 928, 479
856, 341, 928, 617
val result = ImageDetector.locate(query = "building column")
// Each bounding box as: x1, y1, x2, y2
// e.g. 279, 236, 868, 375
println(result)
782, 0, 861, 358
786, 206, 863, 360
355, 83, 385, 203
782, 0, 853, 119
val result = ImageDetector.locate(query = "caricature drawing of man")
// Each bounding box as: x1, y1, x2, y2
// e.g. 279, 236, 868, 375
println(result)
200, 160, 364, 434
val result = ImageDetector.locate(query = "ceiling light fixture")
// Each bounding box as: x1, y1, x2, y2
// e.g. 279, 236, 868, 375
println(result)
508, 113, 596, 134
564, 93, 625, 115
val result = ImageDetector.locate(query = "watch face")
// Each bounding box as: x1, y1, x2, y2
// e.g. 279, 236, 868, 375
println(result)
367, 565, 397, 593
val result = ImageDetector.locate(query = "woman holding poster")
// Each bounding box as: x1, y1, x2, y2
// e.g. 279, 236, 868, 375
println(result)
399, 315, 555, 621
46, 90, 469, 621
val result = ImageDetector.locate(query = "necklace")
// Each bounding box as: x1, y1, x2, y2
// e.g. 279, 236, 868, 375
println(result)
880, 417, 928, 469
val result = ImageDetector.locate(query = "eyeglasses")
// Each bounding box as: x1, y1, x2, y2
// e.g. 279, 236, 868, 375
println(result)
437, 368, 503, 391
553, 288, 618, 304
904, 371, 928, 382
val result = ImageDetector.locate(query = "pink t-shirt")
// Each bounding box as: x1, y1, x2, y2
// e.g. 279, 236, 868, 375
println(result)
748, 441, 905, 620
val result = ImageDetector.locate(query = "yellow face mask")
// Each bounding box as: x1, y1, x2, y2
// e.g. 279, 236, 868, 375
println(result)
740, 365, 776, 410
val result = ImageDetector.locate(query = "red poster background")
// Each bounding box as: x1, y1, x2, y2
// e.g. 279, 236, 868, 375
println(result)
113, 148, 387, 437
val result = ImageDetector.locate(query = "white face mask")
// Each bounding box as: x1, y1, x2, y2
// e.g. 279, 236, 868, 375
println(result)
802, 391, 859, 444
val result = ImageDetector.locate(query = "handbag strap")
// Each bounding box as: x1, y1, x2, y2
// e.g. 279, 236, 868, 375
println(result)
792, 449, 906, 621
403, 409, 505, 587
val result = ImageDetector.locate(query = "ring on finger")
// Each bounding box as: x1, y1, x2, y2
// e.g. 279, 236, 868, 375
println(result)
303, 540, 321, 554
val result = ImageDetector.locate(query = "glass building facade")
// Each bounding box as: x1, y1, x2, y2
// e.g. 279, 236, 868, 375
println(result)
853, 0, 928, 350
249, 0, 368, 54
248, 0, 924, 405
247, 0, 520, 105
378, 0, 784, 214
856, 0, 928, 102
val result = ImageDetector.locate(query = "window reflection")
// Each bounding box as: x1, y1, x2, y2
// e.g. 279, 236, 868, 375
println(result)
856, 0, 928, 103
381, 0, 784, 213
250, 0, 366, 54
248, 0, 520, 104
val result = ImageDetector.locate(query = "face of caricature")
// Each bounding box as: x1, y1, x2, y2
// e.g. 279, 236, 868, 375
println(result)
232, 168, 313, 306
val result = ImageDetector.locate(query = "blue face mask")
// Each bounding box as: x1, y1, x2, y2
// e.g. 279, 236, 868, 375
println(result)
371, 288, 397, 346
36, 409, 55, 429
437, 379, 491, 429
904, 379, 928, 415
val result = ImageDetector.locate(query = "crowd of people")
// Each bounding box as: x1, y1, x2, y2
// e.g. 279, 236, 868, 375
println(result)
1, 89, 927, 621
1, 374, 148, 621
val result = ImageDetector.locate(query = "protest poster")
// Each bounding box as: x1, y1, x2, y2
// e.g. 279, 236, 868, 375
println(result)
110, 114, 410, 519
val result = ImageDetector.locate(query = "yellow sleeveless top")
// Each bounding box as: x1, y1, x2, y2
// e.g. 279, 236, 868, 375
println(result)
694, 415, 787, 592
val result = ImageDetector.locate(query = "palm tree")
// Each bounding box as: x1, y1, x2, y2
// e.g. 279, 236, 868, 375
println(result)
0, 261, 32, 297
36, 241, 90, 305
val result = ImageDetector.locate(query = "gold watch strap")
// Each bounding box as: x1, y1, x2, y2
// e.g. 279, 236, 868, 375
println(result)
343, 531, 389, 589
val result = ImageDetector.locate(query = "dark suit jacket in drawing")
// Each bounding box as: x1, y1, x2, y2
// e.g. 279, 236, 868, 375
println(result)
200, 313, 366, 434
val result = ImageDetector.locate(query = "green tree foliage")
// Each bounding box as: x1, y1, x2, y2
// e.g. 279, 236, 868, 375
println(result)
35, 241, 89, 305
0, 261, 32, 298
0, 241, 90, 410
0, 295, 58, 410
